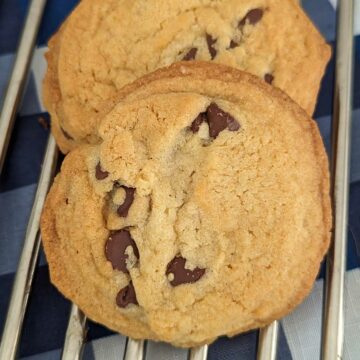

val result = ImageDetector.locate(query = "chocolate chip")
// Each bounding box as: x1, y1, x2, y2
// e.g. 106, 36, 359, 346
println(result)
95, 162, 109, 180
206, 34, 217, 59
229, 40, 239, 49
166, 256, 205, 286
117, 186, 135, 217
239, 8, 263, 28
183, 47, 197, 61
105, 230, 139, 273
190, 113, 206, 133
264, 73, 274, 84
60, 126, 73, 140
116, 281, 138, 307
206, 103, 240, 138
190, 104, 240, 138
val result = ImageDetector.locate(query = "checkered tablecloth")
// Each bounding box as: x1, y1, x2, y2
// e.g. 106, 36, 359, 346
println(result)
0, 1, 359, 359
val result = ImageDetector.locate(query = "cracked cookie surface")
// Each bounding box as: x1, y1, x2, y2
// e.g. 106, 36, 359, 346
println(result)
41, 62, 331, 347
43, 0, 331, 153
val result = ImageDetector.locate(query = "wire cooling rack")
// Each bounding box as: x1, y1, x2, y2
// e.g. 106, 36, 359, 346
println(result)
0, 0, 355, 359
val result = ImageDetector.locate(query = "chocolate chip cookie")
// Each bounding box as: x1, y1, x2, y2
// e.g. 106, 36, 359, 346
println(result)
43, 0, 331, 153
41, 62, 331, 347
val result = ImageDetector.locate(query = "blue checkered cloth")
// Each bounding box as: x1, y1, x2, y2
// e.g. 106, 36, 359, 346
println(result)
0, 0, 359, 359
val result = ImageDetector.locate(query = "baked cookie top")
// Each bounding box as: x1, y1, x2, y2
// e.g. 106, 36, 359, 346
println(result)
41, 62, 331, 347
43, 0, 330, 153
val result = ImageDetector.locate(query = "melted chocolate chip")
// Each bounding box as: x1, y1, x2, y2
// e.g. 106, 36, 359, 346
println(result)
207, 103, 240, 138
95, 162, 109, 180
264, 73, 274, 84
239, 8, 263, 28
183, 47, 197, 61
190, 113, 206, 133
105, 230, 139, 273
229, 40, 239, 49
206, 34, 217, 59
166, 256, 205, 286
117, 186, 135, 217
116, 281, 138, 307
60, 126, 73, 140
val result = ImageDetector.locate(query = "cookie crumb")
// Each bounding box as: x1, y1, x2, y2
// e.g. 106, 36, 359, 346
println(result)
38, 116, 49, 130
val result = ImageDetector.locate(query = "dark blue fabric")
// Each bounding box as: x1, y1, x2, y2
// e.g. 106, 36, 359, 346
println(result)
0, 0, 78, 55
302, 0, 336, 41
0, 259, 114, 358
208, 332, 258, 360
0, 113, 50, 193
0, 264, 70, 357
0, 0, 25, 54
349, 181, 360, 265
208, 324, 292, 360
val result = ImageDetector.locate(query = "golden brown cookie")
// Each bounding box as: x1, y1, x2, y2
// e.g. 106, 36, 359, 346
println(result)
41, 62, 331, 347
43, 0, 331, 153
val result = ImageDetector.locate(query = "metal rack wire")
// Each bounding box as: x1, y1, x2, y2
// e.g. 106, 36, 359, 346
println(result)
0, 0, 355, 359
